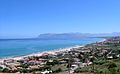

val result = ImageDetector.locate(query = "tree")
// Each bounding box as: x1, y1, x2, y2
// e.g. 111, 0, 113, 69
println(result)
46, 59, 59, 66
108, 62, 117, 74
108, 62, 117, 69
42, 65, 51, 70
53, 68, 62, 73
2, 68, 10, 73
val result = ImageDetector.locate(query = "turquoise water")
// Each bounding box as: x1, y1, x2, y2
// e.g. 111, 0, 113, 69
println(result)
0, 38, 102, 58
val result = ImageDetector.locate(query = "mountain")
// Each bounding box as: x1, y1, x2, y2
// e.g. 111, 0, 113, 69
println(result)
90, 32, 120, 37
38, 33, 88, 39
38, 32, 120, 39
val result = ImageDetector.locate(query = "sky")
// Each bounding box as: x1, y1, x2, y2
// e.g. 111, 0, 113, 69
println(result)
0, 0, 120, 38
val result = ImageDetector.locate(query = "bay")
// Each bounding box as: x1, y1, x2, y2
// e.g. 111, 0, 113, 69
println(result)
0, 38, 103, 58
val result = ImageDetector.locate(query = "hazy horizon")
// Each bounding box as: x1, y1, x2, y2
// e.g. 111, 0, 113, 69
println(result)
0, 32, 120, 39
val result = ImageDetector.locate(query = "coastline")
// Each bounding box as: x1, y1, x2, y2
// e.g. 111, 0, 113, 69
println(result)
0, 45, 84, 63
0, 38, 105, 63
98, 38, 106, 42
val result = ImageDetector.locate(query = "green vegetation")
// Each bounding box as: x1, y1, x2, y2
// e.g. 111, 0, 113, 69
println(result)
74, 37, 120, 74
1, 37, 120, 74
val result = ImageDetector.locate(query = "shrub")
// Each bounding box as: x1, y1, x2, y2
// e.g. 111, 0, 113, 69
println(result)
53, 68, 62, 73
108, 62, 117, 69
42, 65, 51, 70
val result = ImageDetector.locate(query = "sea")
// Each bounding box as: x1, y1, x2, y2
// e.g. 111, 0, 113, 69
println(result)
0, 38, 103, 58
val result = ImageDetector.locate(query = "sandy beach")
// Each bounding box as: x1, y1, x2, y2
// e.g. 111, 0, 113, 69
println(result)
0, 45, 84, 63
0, 38, 105, 63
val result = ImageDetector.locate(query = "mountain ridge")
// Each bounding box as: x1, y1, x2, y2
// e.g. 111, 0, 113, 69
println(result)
38, 32, 120, 39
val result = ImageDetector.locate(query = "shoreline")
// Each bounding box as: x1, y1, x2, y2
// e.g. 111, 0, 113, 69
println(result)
0, 38, 105, 63
98, 38, 106, 42
0, 45, 84, 63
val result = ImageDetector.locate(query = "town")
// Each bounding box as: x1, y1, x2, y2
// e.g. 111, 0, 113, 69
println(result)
0, 37, 120, 74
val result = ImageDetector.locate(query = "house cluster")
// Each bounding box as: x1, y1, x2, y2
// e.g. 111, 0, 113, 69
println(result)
0, 37, 120, 74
